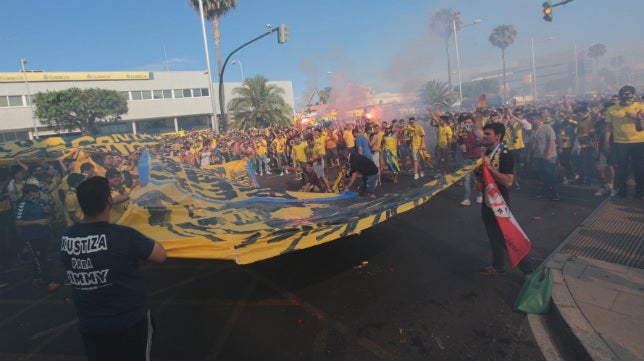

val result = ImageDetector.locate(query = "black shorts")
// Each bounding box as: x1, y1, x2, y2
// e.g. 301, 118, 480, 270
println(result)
81, 310, 153, 361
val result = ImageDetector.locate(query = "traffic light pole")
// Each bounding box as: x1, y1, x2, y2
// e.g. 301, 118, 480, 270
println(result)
218, 28, 276, 132
552, 0, 574, 6
543, 0, 574, 21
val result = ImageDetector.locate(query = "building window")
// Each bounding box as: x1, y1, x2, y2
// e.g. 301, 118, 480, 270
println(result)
173, 89, 183, 98
0, 96, 8, 107
141, 90, 152, 100
8, 96, 24, 107
192, 88, 202, 97
182, 89, 192, 98
153, 90, 163, 99
131, 91, 142, 100
201, 88, 209, 96
0, 130, 28, 143
163, 89, 172, 98
99, 122, 130, 134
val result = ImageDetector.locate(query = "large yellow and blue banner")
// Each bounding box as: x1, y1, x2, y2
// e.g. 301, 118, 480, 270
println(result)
0, 134, 159, 164
0, 135, 480, 264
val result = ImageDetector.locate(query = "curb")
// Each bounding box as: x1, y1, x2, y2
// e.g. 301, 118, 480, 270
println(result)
527, 197, 613, 361
548, 255, 618, 361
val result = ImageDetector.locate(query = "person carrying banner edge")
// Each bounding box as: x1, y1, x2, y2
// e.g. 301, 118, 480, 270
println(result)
472, 95, 533, 276
60, 176, 167, 360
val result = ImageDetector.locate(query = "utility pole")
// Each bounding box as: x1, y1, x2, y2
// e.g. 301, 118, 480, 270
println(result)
21, 58, 38, 139
196, 0, 218, 133
218, 24, 287, 132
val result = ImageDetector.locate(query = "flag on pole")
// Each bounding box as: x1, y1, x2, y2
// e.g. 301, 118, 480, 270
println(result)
482, 164, 531, 267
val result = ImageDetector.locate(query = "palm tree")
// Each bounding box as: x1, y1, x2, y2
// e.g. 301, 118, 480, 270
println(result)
318, 86, 332, 104
488, 24, 517, 102
419, 80, 455, 107
587, 44, 607, 72
228, 75, 293, 130
430, 9, 461, 92
189, 0, 239, 75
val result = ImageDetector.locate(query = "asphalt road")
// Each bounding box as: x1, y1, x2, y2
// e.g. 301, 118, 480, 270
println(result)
0, 166, 604, 361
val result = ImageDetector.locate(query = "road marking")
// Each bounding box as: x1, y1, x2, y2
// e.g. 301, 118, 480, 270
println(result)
206, 279, 258, 360
31, 320, 78, 340
245, 268, 402, 361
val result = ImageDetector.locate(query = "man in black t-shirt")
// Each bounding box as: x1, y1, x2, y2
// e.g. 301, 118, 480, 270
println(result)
60, 176, 167, 361
340, 147, 379, 198
473, 96, 532, 276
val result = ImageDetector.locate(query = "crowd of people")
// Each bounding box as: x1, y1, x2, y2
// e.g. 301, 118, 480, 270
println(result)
0, 86, 642, 360
1, 86, 643, 286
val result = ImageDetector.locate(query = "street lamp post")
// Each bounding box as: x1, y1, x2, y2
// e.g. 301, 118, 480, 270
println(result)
453, 19, 482, 104
231, 60, 244, 82
218, 27, 277, 133
197, 0, 219, 133
531, 37, 537, 102
574, 42, 580, 95
20, 58, 38, 139
530, 36, 555, 102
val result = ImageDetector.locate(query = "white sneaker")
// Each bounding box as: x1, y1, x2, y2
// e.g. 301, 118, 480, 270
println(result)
280, 172, 284, 176
475, 196, 483, 203
259, 172, 263, 176
460, 199, 471, 206
610, 188, 618, 197
266, 170, 272, 175
420, 171, 425, 178
562, 178, 571, 185
594, 187, 606, 196
285, 170, 289, 174
414, 173, 419, 180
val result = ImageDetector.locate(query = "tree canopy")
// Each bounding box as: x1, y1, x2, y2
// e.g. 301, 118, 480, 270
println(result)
430, 8, 461, 91
227, 75, 293, 129
189, 0, 238, 75
418, 80, 456, 107
461, 79, 500, 99
33, 88, 128, 135
488, 24, 517, 102
587, 43, 607, 70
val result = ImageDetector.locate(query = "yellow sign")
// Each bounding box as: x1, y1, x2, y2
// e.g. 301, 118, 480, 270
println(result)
0, 71, 151, 83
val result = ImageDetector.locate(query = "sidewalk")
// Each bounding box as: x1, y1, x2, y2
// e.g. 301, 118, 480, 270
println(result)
542, 196, 644, 361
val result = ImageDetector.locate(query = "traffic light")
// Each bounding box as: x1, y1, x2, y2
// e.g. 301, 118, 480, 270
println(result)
542, 2, 553, 21
278, 24, 288, 44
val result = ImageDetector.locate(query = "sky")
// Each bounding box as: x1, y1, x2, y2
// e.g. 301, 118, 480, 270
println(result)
2, 0, 644, 108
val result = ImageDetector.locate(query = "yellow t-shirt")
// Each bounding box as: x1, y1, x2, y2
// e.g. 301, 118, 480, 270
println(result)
256, 140, 268, 156
325, 131, 337, 149
75, 151, 105, 177
436, 125, 452, 150
315, 135, 328, 155
291, 142, 308, 163
271, 138, 285, 153
410, 125, 426, 150
382, 135, 398, 153
306, 143, 325, 166
505, 122, 525, 150
64, 190, 83, 227
605, 102, 644, 144
343, 130, 355, 148
109, 186, 130, 223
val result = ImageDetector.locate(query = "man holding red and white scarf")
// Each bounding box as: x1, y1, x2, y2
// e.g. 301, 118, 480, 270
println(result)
473, 96, 533, 276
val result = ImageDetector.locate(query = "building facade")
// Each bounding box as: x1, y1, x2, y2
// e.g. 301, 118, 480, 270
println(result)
0, 71, 294, 141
